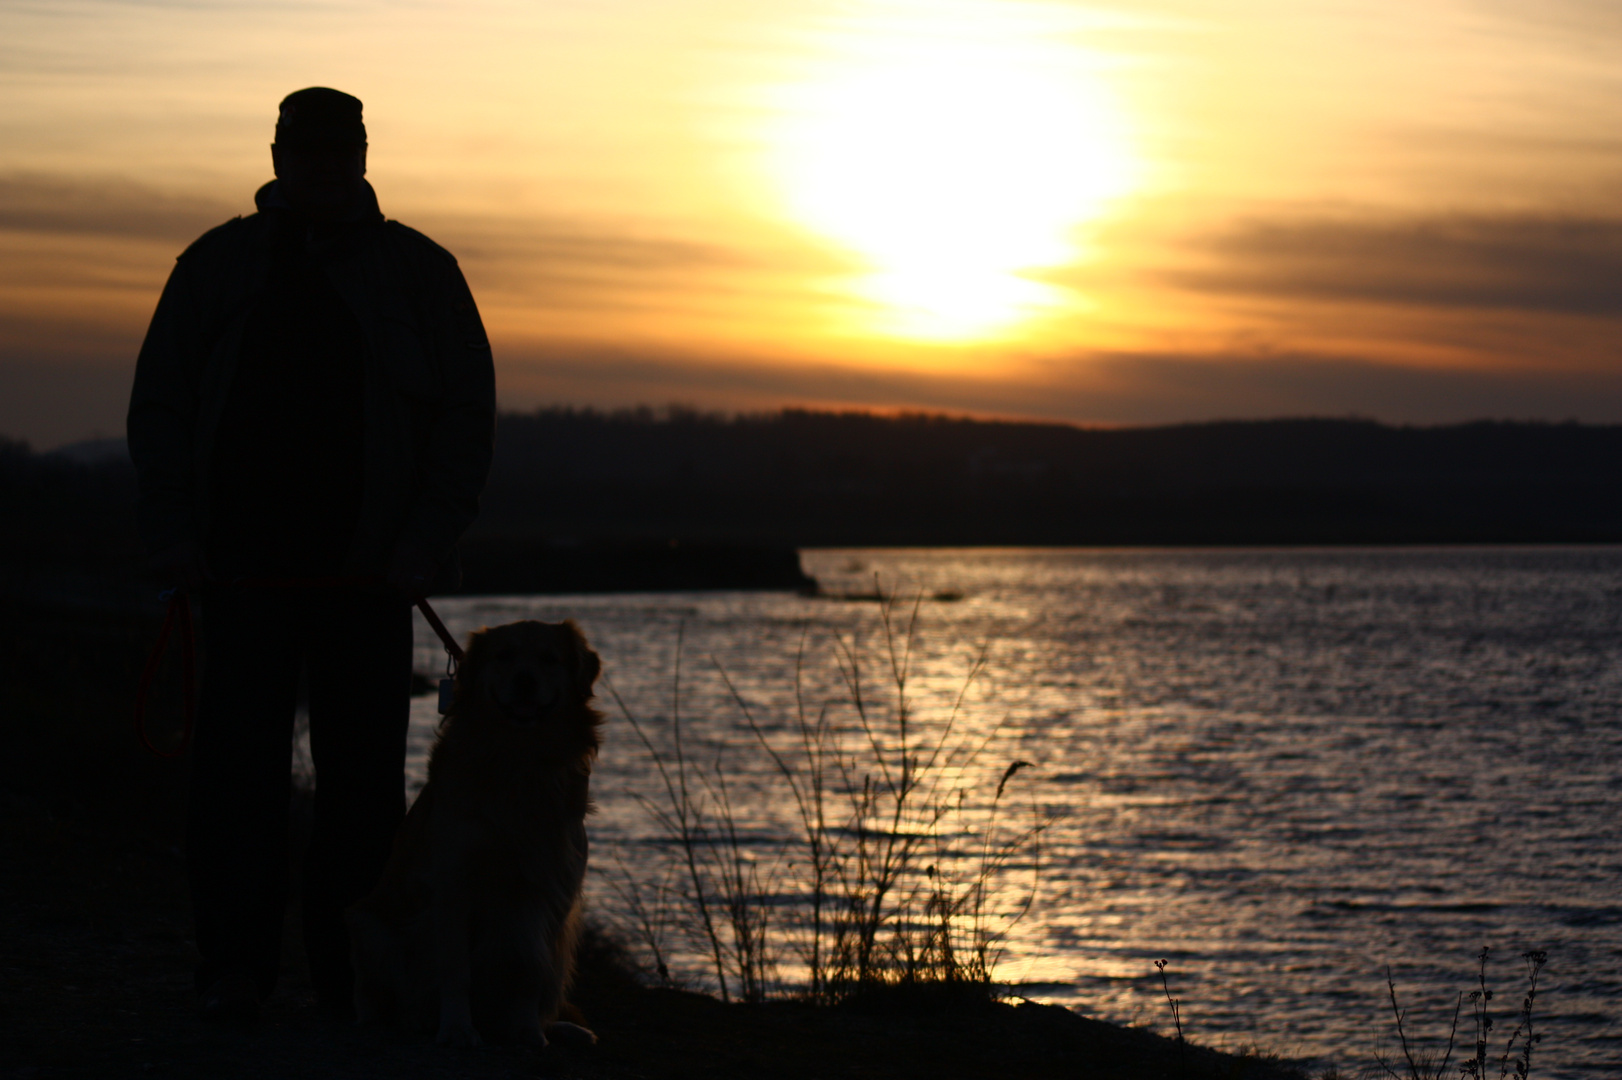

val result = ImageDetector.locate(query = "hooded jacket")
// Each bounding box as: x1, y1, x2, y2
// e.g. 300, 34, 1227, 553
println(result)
127, 181, 496, 586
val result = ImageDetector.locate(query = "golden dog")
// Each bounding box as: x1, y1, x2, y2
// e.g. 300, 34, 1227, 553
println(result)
348, 620, 603, 1047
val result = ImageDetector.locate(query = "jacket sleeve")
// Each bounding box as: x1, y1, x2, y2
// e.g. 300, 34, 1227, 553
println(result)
398, 257, 496, 562
126, 254, 205, 560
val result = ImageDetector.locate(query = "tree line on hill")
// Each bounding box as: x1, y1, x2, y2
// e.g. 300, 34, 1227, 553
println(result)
4, 411, 1621, 596
480, 409, 1622, 546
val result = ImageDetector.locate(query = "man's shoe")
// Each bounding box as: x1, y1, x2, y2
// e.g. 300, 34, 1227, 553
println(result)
199, 971, 260, 1026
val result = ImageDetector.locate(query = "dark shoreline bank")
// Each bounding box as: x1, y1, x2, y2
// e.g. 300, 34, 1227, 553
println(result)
11, 539, 1622, 614
453, 536, 816, 594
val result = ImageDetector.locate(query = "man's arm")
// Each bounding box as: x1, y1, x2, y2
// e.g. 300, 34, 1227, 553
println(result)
127, 256, 207, 585
391, 255, 496, 588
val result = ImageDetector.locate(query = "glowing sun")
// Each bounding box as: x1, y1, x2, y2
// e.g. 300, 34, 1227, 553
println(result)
769, 0, 1135, 341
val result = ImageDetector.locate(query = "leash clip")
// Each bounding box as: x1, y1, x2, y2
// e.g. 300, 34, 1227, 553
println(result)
438, 648, 458, 714
414, 596, 464, 716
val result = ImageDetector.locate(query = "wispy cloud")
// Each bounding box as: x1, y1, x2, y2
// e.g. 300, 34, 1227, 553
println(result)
0, 171, 762, 299
1180, 213, 1622, 318
0, 173, 240, 243
0, 169, 835, 339
1472, 0, 1622, 39
493, 343, 1622, 428
412, 209, 839, 320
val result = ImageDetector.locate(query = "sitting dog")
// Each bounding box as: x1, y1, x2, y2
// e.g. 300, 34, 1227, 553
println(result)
348, 619, 603, 1047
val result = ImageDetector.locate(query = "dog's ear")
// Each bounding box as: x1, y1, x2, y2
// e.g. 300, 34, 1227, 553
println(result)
562, 620, 600, 698
450, 627, 490, 710
460, 627, 491, 672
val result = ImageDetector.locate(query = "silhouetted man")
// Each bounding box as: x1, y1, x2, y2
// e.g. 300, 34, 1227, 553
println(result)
127, 88, 495, 1025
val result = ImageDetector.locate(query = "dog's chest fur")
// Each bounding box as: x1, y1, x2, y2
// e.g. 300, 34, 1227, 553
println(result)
426, 721, 591, 891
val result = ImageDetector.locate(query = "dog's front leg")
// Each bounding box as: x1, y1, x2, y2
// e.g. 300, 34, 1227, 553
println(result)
431, 849, 481, 1046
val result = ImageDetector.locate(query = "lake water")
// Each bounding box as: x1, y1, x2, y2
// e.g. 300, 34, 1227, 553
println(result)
404, 547, 1622, 1077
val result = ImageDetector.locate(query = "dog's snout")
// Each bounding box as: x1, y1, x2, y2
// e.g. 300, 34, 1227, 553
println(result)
497, 665, 561, 719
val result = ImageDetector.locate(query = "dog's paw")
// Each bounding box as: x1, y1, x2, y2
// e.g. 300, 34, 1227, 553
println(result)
435, 1018, 483, 1048
546, 1020, 598, 1048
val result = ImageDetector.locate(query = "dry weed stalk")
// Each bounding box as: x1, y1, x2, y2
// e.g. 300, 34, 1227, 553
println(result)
1377, 948, 1547, 1080
613, 585, 1051, 1003
605, 623, 756, 1001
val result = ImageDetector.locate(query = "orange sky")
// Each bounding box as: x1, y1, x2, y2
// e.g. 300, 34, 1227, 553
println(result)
3, 0, 1621, 447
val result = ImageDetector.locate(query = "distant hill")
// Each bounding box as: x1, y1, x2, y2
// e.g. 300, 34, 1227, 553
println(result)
5, 413, 1621, 600
479, 410, 1622, 546
0, 435, 140, 575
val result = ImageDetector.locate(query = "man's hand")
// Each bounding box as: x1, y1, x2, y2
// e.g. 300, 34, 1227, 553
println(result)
149, 541, 210, 591
386, 541, 439, 597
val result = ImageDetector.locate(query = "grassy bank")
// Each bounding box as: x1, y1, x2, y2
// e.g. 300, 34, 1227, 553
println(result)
0, 592, 1307, 1079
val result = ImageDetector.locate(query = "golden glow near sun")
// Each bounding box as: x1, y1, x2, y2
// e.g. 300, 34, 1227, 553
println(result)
768, 1, 1135, 342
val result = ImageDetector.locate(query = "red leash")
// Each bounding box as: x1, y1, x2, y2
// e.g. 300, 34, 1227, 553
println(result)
413, 596, 465, 665
134, 589, 197, 760
134, 580, 465, 759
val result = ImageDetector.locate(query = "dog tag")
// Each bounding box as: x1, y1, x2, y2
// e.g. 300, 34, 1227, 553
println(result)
438, 677, 456, 714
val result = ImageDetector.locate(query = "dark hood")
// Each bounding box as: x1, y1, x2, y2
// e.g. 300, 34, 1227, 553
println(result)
253, 179, 384, 225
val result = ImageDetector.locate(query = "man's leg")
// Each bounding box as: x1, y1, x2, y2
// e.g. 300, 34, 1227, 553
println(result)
302, 588, 412, 1016
189, 587, 302, 1007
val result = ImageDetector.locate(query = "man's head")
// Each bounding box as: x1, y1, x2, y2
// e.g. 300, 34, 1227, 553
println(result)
271, 87, 368, 219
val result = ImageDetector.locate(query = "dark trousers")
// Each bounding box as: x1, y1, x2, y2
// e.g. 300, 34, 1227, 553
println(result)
188, 586, 411, 1004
